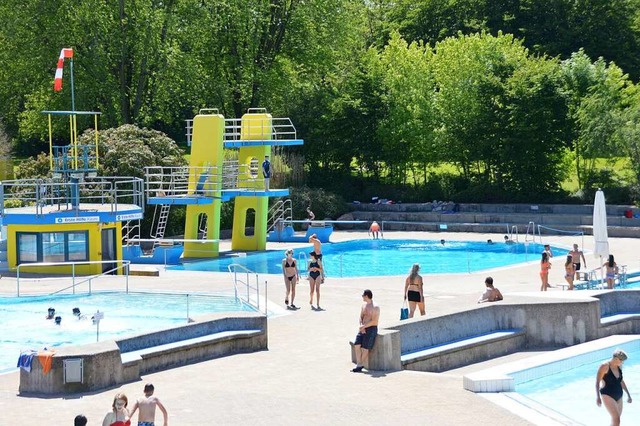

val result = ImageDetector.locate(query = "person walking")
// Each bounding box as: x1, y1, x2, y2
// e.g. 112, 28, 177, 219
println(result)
129, 383, 169, 426
351, 289, 380, 373
596, 349, 632, 426
102, 393, 130, 426
403, 263, 425, 317
282, 249, 299, 309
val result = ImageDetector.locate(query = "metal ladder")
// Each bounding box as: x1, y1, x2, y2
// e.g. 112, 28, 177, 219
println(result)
525, 221, 537, 243
198, 213, 208, 239
267, 199, 292, 233
151, 204, 171, 246
122, 220, 141, 245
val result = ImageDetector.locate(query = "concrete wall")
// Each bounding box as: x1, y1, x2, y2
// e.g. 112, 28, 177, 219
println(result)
366, 291, 640, 372
19, 312, 267, 395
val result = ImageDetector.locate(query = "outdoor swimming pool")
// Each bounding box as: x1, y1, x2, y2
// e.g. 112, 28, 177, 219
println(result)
515, 340, 640, 425
0, 291, 256, 373
173, 239, 555, 276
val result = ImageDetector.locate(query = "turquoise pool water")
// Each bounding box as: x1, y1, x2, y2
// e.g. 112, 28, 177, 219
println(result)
517, 347, 640, 424
172, 239, 553, 276
0, 292, 255, 373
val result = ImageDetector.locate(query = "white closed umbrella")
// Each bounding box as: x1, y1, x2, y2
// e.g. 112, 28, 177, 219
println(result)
593, 189, 609, 285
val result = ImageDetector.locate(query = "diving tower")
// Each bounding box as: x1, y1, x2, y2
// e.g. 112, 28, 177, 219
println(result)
140, 108, 304, 259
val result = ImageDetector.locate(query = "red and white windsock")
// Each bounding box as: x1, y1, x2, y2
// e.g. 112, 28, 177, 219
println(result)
53, 48, 74, 92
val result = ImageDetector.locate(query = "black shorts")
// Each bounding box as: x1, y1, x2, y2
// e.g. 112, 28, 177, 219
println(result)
354, 326, 378, 350
407, 290, 422, 302
573, 263, 581, 271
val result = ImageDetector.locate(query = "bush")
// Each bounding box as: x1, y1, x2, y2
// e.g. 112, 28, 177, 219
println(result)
288, 186, 347, 220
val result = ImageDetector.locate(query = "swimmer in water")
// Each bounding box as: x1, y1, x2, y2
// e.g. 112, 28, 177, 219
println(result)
46, 307, 56, 320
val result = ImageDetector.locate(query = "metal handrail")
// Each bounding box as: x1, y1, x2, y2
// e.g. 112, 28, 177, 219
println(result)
227, 263, 267, 315
0, 177, 144, 216
16, 259, 131, 296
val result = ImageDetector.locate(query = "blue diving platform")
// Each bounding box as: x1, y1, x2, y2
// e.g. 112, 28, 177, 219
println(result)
147, 196, 218, 205
221, 189, 289, 201
223, 139, 304, 148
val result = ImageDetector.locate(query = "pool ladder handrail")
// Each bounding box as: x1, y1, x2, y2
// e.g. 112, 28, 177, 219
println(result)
227, 263, 267, 316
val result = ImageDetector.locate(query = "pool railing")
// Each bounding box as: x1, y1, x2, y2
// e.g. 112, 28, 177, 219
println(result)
228, 263, 268, 315
16, 259, 131, 296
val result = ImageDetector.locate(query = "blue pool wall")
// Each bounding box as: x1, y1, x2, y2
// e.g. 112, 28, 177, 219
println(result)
19, 312, 267, 394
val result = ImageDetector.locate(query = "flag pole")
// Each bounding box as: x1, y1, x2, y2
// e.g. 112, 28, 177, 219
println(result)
70, 56, 75, 112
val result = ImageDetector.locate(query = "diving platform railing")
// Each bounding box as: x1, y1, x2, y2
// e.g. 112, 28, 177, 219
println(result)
145, 163, 279, 201
0, 177, 144, 216
185, 113, 303, 147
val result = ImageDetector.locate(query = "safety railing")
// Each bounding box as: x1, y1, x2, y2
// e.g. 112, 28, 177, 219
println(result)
184, 111, 300, 145
144, 163, 269, 198
228, 263, 268, 316
15, 260, 131, 297
0, 177, 144, 216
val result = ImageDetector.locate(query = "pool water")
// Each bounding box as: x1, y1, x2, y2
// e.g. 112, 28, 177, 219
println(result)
0, 292, 255, 373
172, 239, 552, 276
517, 349, 640, 424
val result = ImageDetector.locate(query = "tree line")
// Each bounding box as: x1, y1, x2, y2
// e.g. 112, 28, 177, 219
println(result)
2, 0, 640, 203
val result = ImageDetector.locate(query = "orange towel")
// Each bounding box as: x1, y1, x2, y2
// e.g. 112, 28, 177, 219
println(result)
37, 349, 56, 375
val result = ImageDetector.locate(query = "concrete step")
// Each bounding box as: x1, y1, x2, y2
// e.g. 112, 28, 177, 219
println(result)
129, 265, 160, 277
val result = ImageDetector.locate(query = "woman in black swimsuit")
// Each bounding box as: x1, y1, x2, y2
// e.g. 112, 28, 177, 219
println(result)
282, 249, 299, 309
308, 252, 323, 310
596, 349, 632, 426
403, 263, 425, 318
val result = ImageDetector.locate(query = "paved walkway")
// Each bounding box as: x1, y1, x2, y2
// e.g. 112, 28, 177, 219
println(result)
0, 231, 637, 425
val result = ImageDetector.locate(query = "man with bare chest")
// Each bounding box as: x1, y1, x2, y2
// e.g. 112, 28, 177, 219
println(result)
129, 383, 168, 426
351, 289, 380, 373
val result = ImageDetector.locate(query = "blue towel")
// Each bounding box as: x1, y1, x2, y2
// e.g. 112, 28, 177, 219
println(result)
17, 350, 37, 372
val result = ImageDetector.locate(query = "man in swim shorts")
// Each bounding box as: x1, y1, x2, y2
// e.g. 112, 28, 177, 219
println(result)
129, 383, 168, 426
569, 243, 586, 280
352, 289, 380, 373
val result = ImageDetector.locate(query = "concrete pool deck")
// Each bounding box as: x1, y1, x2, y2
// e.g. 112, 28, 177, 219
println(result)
0, 231, 638, 425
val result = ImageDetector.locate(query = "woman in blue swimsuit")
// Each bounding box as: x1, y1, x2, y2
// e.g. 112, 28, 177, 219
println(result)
596, 349, 632, 426
282, 249, 299, 309
308, 252, 323, 310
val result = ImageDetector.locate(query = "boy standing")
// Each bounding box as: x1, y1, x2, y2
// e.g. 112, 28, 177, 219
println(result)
129, 383, 168, 426
262, 155, 271, 190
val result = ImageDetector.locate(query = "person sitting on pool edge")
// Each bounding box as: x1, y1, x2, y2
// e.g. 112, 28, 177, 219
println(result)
477, 277, 503, 303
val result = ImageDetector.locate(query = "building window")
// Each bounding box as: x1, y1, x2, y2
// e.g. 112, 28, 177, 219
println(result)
17, 234, 38, 263
68, 232, 88, 261
16, 231, 89, 264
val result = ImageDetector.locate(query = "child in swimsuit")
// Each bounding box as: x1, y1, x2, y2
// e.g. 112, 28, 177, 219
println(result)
102, 393, 131, 426
603, 254, 618, 290
564, 255, 575, 290
540, 252, 551, 291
